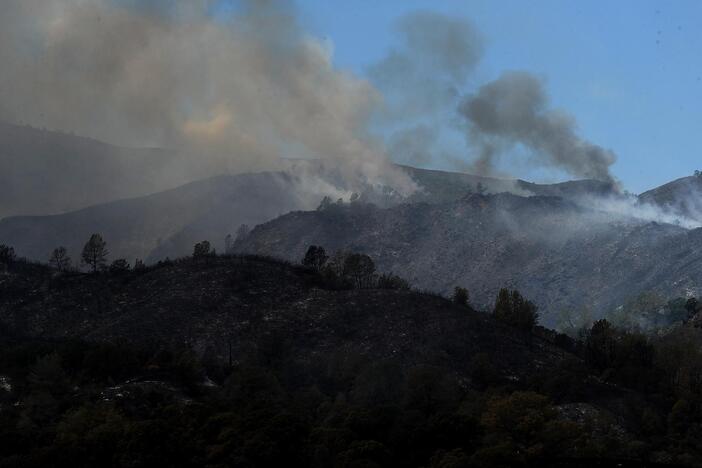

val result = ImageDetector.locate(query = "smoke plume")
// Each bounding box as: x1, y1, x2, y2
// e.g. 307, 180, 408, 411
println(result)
369, 11, 482, 119
459, 71, 617, 183
0, 0, 416, 195
368, 12, 482, 167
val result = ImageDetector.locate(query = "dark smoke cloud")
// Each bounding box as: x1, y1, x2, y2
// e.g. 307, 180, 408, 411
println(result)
459, 71, 617, 182
0, 0, 416, 195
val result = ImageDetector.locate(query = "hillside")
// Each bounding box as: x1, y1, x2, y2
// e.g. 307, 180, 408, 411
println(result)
1, 255, 699, 466
0, 172, 317, 263
639, 175, 702, 223
0, 255, 567, 378
0, 122, 214, 218
233, 194, 702, 324
0, 159, 620, 264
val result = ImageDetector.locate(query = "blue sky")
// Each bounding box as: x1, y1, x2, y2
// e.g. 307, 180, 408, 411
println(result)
289, 0, 702, 193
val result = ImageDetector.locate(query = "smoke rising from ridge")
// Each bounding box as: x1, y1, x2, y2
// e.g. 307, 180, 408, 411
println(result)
368, 13, 617, 185
368, 12, 482, 168
369, 11, 483, 119
459, 71, 617, 183
0, 0, 416, 195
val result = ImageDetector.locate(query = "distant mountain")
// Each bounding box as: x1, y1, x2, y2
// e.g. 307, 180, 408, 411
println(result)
2, 126, 698, 321
233, 193, 702, 324
639, 174, 702, 222
0, 122, 214, 218
0, 172, 318, 263
399, 165, 616, 203
0, 157, 622, 264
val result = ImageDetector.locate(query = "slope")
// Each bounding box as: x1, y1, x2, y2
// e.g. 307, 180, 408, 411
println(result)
233, 194, 702, 324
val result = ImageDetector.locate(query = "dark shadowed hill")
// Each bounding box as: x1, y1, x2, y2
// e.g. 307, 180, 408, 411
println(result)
0, 172, 324, 263
233, 194, 702, 324
0, 158, 620, 264
0, 255, 570, 380
2, 255, 691, 466
0, 122, 223, 218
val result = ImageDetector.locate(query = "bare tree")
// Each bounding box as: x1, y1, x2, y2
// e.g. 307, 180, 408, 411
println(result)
49, 247, 72, 272
81, 234, 108, 273
235, 224, 251, 242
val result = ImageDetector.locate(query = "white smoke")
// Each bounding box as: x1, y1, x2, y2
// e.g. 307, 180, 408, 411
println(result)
0, 0, 417, 195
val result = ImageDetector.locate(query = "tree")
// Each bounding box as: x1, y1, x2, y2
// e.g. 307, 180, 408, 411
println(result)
493, 289, 539, 330
49, 247, 71, 272
0, 244, 16, 266
584, 319, 616, 371
475, 391, 583, 465
302, 245, 328, 270
695, 170, 701, 177
134, 259, 146, 271
193, 240, 212, 259
81, 234, 108, 273
235, 224, 251, 242
343, 253, 376, 289
453, 287, 469, 306
109, 259, 130, 273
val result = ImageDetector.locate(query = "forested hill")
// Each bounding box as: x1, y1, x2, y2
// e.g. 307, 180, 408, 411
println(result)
0, 253, 701, 466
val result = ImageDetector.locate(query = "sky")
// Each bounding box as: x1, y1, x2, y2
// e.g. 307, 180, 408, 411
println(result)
7, 0, 702, 194
292, 0, 702, 193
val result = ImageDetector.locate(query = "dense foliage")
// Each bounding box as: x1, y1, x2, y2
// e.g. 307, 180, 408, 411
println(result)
2, 317, 701, 467
0, 245, 701, 466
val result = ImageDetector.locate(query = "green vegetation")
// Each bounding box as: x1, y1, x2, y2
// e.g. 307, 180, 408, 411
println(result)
1, 242, 702, 465
3, 314, 702, 466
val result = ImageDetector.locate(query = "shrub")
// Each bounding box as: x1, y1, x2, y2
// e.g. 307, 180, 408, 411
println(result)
109, 258, 131, 273
302, 245, 328, 270
343, 253, 376, 289
192, 241, 212, 259
377, 273, 410, 290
